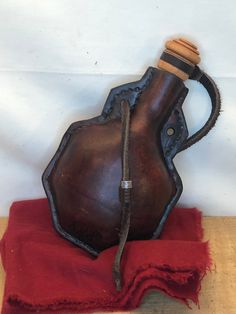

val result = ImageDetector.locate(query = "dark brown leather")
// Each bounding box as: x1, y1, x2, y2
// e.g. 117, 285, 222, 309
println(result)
43, 64, 221, 258
45, 69, 186, 252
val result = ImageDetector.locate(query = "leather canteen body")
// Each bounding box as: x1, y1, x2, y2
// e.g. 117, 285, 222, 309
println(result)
46, 70, 185, 253
43, 38, 221, 287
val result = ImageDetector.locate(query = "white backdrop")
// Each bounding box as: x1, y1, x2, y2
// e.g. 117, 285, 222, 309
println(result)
0, 0, 236, 216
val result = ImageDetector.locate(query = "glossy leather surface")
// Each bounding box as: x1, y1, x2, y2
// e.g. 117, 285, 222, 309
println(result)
45, 69, 187, 252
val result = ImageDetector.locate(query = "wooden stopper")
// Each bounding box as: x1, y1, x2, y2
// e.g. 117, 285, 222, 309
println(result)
157, 38, 201, 80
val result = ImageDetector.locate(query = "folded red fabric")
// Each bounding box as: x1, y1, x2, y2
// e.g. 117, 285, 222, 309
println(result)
0, 199, 210, 313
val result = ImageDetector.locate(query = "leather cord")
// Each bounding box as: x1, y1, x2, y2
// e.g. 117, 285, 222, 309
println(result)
112, 99, 132, 291
180, 66, 221, 151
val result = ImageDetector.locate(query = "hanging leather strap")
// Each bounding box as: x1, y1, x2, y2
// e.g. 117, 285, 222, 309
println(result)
112, 99, 132, 291
180, 66, 221, 151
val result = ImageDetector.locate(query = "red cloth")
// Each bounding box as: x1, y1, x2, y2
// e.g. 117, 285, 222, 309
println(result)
0, 199, 210, 313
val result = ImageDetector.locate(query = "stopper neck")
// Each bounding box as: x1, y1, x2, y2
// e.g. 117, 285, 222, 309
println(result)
157, 38, 200, 80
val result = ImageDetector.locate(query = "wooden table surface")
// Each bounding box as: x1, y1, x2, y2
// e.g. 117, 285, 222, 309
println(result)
0, 216, 236, 314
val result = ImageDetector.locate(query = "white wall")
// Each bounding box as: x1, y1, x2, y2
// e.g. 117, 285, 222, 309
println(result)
0, 0, 235, 216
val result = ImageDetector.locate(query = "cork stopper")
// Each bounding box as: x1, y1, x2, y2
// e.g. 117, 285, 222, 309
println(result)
158, 38, 201, 80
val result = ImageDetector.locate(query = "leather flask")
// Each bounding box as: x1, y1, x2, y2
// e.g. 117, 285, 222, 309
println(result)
43, 38, 221, 289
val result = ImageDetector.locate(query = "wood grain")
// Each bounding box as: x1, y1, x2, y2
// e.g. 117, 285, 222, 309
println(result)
165, 39, 200, 64
0, 216, 236, 314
